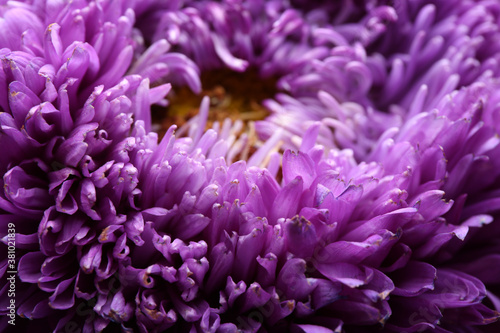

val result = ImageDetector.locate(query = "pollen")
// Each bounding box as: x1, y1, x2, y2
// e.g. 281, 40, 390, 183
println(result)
152, 68, 278, 139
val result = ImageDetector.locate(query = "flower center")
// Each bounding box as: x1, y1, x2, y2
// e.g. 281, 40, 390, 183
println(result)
152, 68, 278, 138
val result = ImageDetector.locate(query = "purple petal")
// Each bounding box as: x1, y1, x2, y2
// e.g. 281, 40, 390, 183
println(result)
48, 277, 75, 309
284, 216, 318, 258
17, 251, 45, 283
283, 150, 316, 189
277, 258, 318, 300
270, 176, 303, 223
239, 282, 271, 313
205, 241, 234, 294
392, 261, 437, 297
233, 227, 268, 282
421, 269, 486, 308
315, 262, 373, 288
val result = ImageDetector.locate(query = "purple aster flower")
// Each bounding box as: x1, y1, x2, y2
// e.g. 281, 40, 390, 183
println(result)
140, 0, 315, 74
84, 97, 499, 331
1, 0, 500, 332
0, 76, 169, 331
0, 0, 180, 330
56, 85, 498, 331
365, 76, 500, 332
258, 0, 500, 160
138, 0, 400, 159
121, 1, 500, 330
0, 0, 199, 110
0, 0, 136, 101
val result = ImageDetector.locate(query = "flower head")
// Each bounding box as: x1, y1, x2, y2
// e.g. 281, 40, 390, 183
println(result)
1, 0, 500, 332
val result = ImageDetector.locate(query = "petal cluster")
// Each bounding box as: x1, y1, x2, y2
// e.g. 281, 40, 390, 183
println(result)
1, 0, 500, 333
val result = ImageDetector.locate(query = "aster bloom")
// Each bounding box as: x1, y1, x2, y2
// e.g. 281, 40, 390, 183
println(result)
1, 0, 500, 332
140, 0, 326, 74
81, 95, 500, 331
364, 75, 500, 332
125, 1, 500, 331
0, 77, 169, 331
56, 91, 500, 331
0, 0, 180, 330
0, 0, 137, 102
0, 0, 199, 115
140, 0, 400, 159
258, 0, 500, 159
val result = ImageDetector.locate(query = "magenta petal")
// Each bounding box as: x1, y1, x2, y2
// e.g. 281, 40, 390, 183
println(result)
192, 185, 217, 214
200, 309, 220, 333
242, 185, 266, 217
9, 80, 42, 128
48, 277, 75, 309
255, 253, 278, 287
110, 291, 133, 321
265, 289, 295, 325
233, 227, 267, 282
225, 276, 247, 308
96, 45, 134, 90
421, 269, 486, 308
44, 23, 63, 66
133, 78, 152, 133
361, 269, 394, 302
311, 279, 342, 310
413, 223, 469, 258
315, 262, 373, 288
277, 258, 318, 300
343, 208, 417, 241
184, 257, 209, 286
442, 303, 500, 326
384, 321, 436, 333
216, 323, 238, 333
205, 242, 234, 294
211, 33, 248, 71
325, 298, 391, 325
380, 242, 412, 272
4, 163, 50, 210
124, 212, 144, 246
174, 214, 210, 239
254, 168, 280, 215
24, 104, 55, 142
79, 178, 99, 219
80, 243, 102, 274
95, 250, 115, 279
48, 167, 79, 193
55, 216, 84, 254
18, 251, 45, 283
300, 122, 321, 152
315, 182, 361, 225
239, 282, 271, 313
70, 43, 99, 79
17, 292, 52, 319
282, 150, 316, 189
56, 123, 98, 167
318, 238, 381, 265
284, 216, 318, 258
9, 232, 38, 250
292, 324, 336, 333
270, 176, 303, 223
392, 261, 437, 297
411, 190, 453, 221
